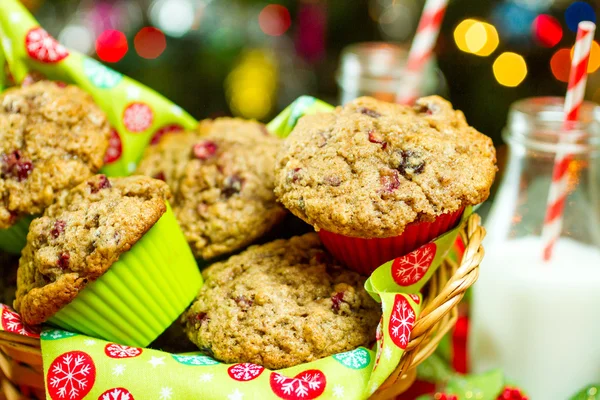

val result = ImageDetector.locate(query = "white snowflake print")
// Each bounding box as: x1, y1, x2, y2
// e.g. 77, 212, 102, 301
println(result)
47, 351, 95, 400
159, 387, 172, 400
105, 343, 142, 358
369, 383, 379, 395
332, 385, 345, 398
84, 339, 96, 346
199, 373, 213, 382
228, 389, 244, 400
123, 102, 153, 132
270, 370, 326, 400
1, 308, 39, 337
391, 243, 437, 286
112, 364, 126, 377
384, 347, 393, 361
148, 356, 165, 368
99, 387, 132, 400
2, 38, 11, 54
333, 348, 370, 369
228, 363, 265, 381
125, 85, 141, 100
389, 295, 416, 349
171, 105, 183, 116
25, 27, 69, 63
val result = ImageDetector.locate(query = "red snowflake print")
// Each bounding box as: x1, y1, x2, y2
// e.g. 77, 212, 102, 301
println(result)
25, 27, 69, 64
122, 103, 154, 133
47, 351, 96, 400
228, 363, 265, 382
150, 124, 184, 145
270, 370, 326, 400
373, 317, 384, 371
98, 387, 134, 400
1, 306, 40, 338
104, 343, 142, 359
409, 294, 421, 304
391, 243, 437, 286
388, 295, 416, 349
104, 129, 123, 164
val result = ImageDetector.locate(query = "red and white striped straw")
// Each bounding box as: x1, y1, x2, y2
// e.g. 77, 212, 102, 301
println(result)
541, 20, 596, 261
396, 0, 448, 104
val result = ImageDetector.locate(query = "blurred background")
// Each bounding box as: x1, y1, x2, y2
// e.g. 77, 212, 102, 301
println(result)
21, 0, 599, 145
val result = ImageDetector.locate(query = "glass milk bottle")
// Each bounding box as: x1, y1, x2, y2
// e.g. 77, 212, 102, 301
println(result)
336, 42, 446, 105
469, 97, 600, 399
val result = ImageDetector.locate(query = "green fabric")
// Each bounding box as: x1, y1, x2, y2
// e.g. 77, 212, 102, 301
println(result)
0, 214, 33, 254
37, 213, 470, 400
0, 0, 197, 177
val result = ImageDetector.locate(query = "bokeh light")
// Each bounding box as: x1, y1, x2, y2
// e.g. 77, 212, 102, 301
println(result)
570, 41, 600, 73
454, 19, 476, 53
258, 4, 291, 36
493, 52, 527, 87
551, 48, 571, 82
225, 50, 278, 120
455, 19, 499, 57
134, 27, 166, 59
149, 0, 194, 38
565, 1, 596, 33
491, 1, 536, 39
96, 30, 128, 63
59, 25, 94, 55
532, 14, 562, 48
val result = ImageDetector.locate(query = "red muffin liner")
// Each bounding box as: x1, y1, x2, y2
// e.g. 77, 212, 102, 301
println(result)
318, 208, 465, 275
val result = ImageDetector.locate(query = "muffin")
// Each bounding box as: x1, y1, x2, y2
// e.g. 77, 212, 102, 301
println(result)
274, 96, 496, 274
0, 82, 110, 253
136, 117, 286, 260
182, 233, 381, 369
15, 174, 202, 346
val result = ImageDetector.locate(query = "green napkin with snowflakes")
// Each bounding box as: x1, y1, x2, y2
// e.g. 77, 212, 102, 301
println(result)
35, 207, 469, 400
0, 0, 196, 176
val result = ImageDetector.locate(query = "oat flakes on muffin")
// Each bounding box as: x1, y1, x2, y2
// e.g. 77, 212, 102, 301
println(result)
0, 82, 110, 228
274, 95, 496, 239
181, 233, 381, 369
15, 174, 170, 325
136, 118, 286, 260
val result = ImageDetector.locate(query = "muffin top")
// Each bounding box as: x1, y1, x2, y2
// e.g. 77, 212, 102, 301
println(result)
15, 175, 169, 325
182, 233, 381, 369
136, 118, 286, 260
0, 82, 110, 229
274, 96, 497, 238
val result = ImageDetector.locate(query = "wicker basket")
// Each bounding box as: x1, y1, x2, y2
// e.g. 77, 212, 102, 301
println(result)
0, 214, 485, 400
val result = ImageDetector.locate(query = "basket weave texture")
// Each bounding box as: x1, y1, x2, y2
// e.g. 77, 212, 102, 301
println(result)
0, 214, 485, 400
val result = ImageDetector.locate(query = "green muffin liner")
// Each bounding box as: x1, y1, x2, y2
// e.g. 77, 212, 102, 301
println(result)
0, 215, 34, 254
48, 203, 203, 347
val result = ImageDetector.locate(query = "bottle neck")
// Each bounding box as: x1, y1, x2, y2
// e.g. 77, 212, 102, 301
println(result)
504, 97, 600, 155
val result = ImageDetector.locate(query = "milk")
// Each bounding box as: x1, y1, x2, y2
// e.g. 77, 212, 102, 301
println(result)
470, 237, 600, 399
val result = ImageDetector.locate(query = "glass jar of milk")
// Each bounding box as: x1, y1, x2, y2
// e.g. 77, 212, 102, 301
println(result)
469, 97, 600, 399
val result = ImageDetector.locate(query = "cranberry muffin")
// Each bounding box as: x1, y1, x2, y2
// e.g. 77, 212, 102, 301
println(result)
274, 96, 496, 238
136, 118, 286, 260
182, 233, 380, 369
0, 82, 110, 229
14, 175, 169, 325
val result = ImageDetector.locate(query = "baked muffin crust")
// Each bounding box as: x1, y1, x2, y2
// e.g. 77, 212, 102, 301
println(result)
0, 82, 110, 228
274, 96, 496, 238
15, 175, 169, 325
